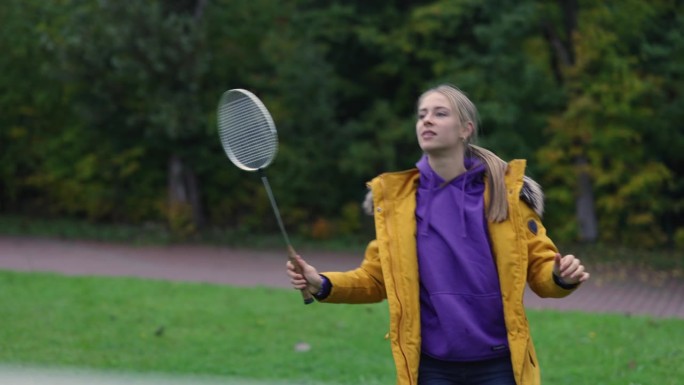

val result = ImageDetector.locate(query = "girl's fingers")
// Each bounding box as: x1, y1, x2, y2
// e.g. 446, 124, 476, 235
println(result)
564, 259, 580, 277
568, 264, 585, 280
559, 255, 581, 277
554, 253, 590, 284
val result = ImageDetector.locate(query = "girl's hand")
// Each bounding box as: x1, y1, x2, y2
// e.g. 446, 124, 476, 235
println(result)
286, 254, 323, 295
553, 253, 590, 285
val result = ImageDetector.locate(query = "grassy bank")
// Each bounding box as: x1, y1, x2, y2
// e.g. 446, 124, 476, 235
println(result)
0, 270, 682, 384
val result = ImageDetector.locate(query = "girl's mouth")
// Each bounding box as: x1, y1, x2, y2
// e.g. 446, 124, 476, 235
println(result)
421, 130, 436, 139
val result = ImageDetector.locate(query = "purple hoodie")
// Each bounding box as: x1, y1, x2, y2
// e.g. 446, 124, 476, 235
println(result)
415, 155, 509, 361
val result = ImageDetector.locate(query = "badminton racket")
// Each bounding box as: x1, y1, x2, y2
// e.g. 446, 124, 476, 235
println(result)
217, 88, 314, 305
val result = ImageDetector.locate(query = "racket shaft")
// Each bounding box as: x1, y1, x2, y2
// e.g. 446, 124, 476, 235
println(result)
260, 173, 313, 305
260, 174, 291, 246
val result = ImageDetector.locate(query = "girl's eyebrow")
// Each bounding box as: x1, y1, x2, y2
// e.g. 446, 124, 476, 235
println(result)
418, 106, 450, 112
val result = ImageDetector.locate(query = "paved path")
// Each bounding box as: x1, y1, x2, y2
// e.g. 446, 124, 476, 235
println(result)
1, 236, 683, 319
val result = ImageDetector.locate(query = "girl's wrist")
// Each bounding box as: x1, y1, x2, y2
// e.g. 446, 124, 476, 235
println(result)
553, 272, 580, 289
312, 275, 332, 299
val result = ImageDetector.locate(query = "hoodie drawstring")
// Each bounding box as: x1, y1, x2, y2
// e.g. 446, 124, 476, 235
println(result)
460, 174, 467, 238
420, 173, 434, 236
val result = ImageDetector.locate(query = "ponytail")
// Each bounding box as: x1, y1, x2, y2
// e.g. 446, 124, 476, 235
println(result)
468, 144, 508, 222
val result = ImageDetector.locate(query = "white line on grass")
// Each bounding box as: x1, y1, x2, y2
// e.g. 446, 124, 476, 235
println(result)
0, 365, 326, 385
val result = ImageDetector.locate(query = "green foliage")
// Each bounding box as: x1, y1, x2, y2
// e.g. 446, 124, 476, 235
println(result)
0, 215, 173, 245
0, 0, 73, 213
1, 0, 682, 245
637, 2, 684, 243
676, 228, 684, 250
56, 0, 209, 140
538, 0, 680, 245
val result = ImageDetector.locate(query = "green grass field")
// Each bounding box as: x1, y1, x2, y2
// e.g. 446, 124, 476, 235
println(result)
1, 270, 682, 384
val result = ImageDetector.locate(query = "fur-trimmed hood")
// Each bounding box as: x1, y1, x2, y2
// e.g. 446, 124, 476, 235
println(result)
362, 174, 545, 218
521, 175, 544, 217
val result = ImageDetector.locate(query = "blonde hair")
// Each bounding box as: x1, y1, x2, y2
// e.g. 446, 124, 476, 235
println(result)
418, 84, 509, 222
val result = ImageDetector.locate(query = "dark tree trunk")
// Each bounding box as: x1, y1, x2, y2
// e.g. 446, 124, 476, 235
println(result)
168, 154, 205, 230
165, 0, 208, 232
542, 0, 599, 242
575, 157, 599, 241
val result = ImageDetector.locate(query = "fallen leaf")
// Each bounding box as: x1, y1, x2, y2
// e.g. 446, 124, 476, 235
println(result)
294, 342, 311, 352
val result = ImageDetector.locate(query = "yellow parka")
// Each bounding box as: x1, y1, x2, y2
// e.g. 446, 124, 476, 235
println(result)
321, 160, 577, 385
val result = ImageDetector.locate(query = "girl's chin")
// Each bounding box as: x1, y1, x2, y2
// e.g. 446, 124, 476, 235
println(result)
419, 145, 463, 158
419, 143, 443, 153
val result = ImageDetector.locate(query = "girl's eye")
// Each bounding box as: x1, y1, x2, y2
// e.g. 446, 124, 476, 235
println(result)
417, 114, 426, 120
436, 111, 448, 117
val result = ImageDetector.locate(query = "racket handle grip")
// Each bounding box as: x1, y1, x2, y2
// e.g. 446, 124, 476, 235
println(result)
288, 246, 315, 305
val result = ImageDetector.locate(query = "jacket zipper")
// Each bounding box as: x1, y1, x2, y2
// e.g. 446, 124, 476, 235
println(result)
379, 177, 414, 385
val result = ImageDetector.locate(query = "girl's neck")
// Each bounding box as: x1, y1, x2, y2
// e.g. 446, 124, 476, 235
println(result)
427, 150, 467, 182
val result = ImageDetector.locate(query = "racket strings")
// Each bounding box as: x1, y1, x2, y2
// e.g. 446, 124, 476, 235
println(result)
218, 97, 278, 170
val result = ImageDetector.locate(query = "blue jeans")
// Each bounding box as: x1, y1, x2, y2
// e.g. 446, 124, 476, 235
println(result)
418, 354, 516, 385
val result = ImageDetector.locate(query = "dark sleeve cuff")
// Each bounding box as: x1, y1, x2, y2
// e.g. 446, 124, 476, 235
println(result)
313, 274, 332, 300
553, 273, 580, 290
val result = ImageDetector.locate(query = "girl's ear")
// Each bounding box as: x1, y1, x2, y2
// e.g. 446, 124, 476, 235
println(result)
461, 121, 475, 141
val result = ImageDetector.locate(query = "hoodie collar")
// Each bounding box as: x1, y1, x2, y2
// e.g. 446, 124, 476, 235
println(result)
416, 155, 485, 190
416, 155, 486, 237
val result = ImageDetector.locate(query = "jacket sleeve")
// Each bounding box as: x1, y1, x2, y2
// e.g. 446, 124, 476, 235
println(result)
319, 240, 387, 304
520, 202, 578, 298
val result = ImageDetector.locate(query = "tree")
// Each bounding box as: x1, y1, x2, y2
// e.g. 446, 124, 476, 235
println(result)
0, 0, 76, 215
3, 0, 682, 245
538, 0, 675, 245
51, 0, 211, 232
632, 0, 684, 245
540, 0, 599, 242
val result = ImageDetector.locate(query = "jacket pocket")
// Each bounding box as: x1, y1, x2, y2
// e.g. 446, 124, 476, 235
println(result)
526, 336, 537, 367
528, 348, 536, 367
521, 337, 540, 385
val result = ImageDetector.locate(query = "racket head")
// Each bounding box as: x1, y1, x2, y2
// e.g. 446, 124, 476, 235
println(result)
217, 89, 278, 171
